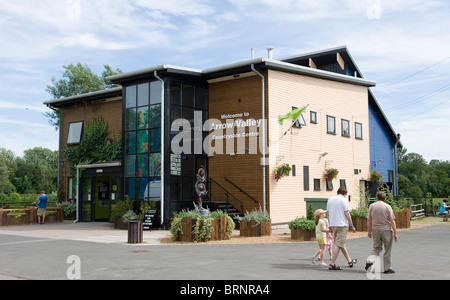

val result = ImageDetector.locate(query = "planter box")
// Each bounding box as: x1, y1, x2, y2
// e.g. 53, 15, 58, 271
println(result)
394, 209, 410, 229
352, 217, 368, 232
115, 217, 129, 230
290, 228, 315, 241
176, 215, 231, 242
239, 220, 271, 237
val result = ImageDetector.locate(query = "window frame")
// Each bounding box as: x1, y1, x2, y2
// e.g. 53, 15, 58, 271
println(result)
67, 121, 84, 145
355, 122, 363, 139
341, 119, 350, 137
310, 111, 317, 124
327, 115, 336, 134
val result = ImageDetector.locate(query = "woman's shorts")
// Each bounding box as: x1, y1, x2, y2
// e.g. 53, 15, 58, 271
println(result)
317, 236, 327, 245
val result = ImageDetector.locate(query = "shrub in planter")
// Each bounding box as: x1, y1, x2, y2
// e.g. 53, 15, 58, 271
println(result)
170, 209, 235, 242
237, 207, 271, 237
350, 207, 368, 232
288, 217, 316, 241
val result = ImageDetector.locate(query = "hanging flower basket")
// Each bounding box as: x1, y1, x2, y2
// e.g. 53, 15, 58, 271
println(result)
324, 168, 339, 181
274, 164, 292, 181
370, 171, 383, 182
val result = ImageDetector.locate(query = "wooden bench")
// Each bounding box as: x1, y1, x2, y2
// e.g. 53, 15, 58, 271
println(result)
436, 211, 449, 221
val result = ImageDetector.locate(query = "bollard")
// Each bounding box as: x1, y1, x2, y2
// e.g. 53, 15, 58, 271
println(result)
128, 220, 143, 244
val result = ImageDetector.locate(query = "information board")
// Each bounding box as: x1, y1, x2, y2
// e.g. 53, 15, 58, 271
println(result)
143, 209, 157, 230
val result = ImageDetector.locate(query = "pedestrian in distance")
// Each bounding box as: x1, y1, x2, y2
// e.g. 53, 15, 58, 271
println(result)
311, 209, 333, 266
365, 191, 398, 274
439, 199, 449, 221
32, 190, 48, 224
326, 186, 357, 270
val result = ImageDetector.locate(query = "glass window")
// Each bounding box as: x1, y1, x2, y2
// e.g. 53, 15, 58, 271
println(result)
170, 81, 182, 105
137, 83, 149, 107
355, 122, 363, 139
126, 85, 136, 108
137, 107, 149, 129
327, 116, 336, 134
149, 153, 161, 177
126, 108, 137, 131
150, 104, 161, 129
314, 179, 321, 191
124, 155, 136, 177
125, 131, 136, 154
137, 130, 149, 153
195, 86, 208, 110
150, 81, 162, 104
67, 121, 83, 145
137, 154, 149, 177
310, 111, 317, 124
150, 129, 161, 153
342, 119, 350, 137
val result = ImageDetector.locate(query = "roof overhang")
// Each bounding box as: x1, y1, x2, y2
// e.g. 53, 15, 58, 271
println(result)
44, 87, 122, 109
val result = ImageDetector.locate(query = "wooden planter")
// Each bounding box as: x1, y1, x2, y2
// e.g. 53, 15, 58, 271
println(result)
290, 228, 315, 241
239, 220, 271, 237
115, 217, 129, 230
352, 217, 368, 232
394, 209, 411, 229
176, 215, 230, 242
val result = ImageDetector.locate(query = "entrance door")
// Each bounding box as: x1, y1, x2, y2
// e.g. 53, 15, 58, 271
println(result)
79, 166, 121, 222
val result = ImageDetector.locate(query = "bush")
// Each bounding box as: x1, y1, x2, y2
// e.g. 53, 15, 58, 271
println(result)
288, 217, 315, 231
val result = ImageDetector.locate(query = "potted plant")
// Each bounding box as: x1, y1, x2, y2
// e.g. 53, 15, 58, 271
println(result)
111, 198, 133, 229
274, 164, 292, 181
324, 168, 339, 181
170, 208, 235, 242
288, 216, 316, 241
237, 207, 271, 237
370, 171, 383, 182
350, 207, 368, 231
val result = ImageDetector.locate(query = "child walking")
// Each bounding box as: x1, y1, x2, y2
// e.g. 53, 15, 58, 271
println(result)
312, 209, 333, 266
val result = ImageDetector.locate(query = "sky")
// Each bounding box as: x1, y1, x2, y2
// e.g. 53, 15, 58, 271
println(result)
0, 0, 449, 162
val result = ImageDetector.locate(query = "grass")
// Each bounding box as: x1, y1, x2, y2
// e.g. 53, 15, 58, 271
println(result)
411, 216, 450, 225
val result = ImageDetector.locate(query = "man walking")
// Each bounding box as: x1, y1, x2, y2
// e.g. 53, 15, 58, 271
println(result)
326, 186, 357, 270
366, 191, 398, 274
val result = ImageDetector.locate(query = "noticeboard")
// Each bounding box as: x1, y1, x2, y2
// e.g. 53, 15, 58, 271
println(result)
143, 209, 157, 230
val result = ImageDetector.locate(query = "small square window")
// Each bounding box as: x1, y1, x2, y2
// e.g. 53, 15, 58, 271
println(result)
340, 179, 347, 188
67, 121, 83, 145
355, 122, 363, 139
327, 116, 336, 134
310, 111, 317, 124
326, 179, 333, 190
342, 119, 350, 137
314, 179, 321, 191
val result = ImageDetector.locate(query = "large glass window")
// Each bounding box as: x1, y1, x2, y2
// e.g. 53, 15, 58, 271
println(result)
125, 80, 162, 203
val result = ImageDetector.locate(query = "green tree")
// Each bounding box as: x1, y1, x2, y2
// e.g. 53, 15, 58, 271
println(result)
12, 147, 58, 194
0, 148, 17, 194
44, 63, 122, 129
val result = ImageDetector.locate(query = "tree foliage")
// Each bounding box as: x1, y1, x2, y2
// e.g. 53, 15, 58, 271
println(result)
0, 147, 58, 196
398, 149, 450, 198
44, 63, 122, 129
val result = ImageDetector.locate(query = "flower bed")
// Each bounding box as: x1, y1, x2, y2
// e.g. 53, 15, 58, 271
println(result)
236, 207, 271, 237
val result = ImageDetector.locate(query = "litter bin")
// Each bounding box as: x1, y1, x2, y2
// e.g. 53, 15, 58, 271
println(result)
128, 220, 143, 244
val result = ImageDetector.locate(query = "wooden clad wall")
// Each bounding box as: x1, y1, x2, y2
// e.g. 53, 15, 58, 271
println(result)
267, 70, 370, 223
208, 74, 268, 214
58, 98, 122, 200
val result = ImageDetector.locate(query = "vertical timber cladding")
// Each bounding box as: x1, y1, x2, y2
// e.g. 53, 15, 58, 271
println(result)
208, 73, 266, 215
267, 70, 370, 224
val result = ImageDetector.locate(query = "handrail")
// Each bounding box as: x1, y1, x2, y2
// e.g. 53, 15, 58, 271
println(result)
207, 177, 244, 214
224, 177, 258, 204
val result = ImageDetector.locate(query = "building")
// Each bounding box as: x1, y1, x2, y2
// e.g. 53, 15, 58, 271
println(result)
44, 46, 401, 225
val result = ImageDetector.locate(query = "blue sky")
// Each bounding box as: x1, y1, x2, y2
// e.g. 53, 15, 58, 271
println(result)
0, 0, 449, 162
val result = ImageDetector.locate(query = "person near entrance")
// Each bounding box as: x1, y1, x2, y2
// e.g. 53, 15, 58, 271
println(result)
33, 190, 48, 224
365, 191, 398, 274
326, 186, 357, 270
